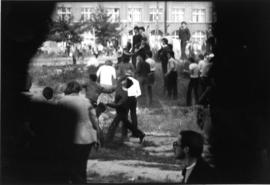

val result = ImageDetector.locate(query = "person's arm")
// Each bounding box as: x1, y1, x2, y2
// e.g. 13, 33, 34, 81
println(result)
107, 91, 127, 108
88, 105, 99, 131
187, 28, 191, 41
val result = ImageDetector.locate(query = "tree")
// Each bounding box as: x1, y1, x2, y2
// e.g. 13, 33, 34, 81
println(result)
87, 4, 121, 46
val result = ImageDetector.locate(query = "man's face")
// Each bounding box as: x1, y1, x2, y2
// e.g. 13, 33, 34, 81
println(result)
139, 29, 143, 34
181, 24, 187, 29
173, 135, 186, 159
134, 29, 139, 35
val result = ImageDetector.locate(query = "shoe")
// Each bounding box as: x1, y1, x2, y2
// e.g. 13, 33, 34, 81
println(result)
139, 134, 145, 144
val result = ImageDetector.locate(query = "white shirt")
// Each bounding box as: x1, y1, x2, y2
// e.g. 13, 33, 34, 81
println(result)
199, 59, 212, 78
87, 56, 99, 67
189, 63, 200, 78
146, 58, 156, 72
182, 162, 197, 183
127, 77, 141, 98
58, 94, 97, 145
96, 65, 116, 86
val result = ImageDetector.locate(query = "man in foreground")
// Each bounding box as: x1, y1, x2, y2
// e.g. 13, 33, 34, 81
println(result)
173, 130, 217, 183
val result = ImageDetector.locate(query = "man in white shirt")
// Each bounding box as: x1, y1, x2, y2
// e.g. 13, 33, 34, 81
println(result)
122, 70, 142, 139
173, 130, 216, 184
96, 60, 117, 88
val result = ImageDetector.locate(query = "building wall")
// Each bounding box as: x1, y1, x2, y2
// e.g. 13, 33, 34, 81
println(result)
55, 1, 213, 45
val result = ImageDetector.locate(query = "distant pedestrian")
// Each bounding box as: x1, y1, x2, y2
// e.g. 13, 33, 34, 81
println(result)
179, 21, 191, 60
165, 51, 178, 99
158, 38, 171, 95
145, 51, 156, 86
135, 54, 152, 106
131, 26, 142, 69
186, 57, 200, 106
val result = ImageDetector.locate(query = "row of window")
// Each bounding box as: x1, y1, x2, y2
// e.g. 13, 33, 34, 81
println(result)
57, 7, 207, 23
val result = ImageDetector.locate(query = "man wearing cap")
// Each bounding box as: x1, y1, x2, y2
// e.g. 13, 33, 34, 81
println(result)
179, 21, 191, 60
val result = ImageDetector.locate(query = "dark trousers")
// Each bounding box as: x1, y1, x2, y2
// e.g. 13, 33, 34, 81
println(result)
68, 144, 92, 184
132, 54, 137, 69
128, 97, 138, 130
180, 40, 187, 59
167, 71, 178, 99
138, 76, 153, 105
186, 78, 199, 106
107, 109, 144, 140
199, 77, 212, 106
161, 60, 168, 94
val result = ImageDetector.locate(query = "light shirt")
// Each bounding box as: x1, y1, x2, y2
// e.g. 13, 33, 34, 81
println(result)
58, 94, 97, 145
167, 58, 177, 73
182, 162, 197, 183
146, 58, 156, 72
87, 56, 99, 67
127, 77, 141, 98
96, 65, 116, 86
189, 63, 200, 78
199, 59, 213, 78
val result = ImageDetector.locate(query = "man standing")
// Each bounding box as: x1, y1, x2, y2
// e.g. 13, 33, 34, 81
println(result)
173, 130, 217, 183
131, 26, 142, 69
179, 21, 191, 60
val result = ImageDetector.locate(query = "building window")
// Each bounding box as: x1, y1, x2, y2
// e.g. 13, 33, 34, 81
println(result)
107, 8, 120, 22
57, 6, 72, 21
171, 8, 185, 22
149, 8, 163, 22
128, 8, 142, 22
192, 31, 206, 43
81, 7, 94, 21
192, 9, 206, 23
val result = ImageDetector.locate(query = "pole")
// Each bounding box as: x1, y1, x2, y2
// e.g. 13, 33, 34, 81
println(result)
164, 1, 167, 35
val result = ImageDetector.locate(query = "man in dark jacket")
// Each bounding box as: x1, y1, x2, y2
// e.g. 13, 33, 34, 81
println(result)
179, 21, 191, 60
106, 78, 145, 143
173, 130, 218, 183
131, 26, 142, 69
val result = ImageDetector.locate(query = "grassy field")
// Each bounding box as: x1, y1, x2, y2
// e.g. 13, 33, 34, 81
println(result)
29, 57, 210, 183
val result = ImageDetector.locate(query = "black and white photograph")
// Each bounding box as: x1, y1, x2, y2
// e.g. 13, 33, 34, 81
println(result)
1, 0, 270, 184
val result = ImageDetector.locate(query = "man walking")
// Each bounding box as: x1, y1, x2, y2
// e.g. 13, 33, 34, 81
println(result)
179, 21, 191, 60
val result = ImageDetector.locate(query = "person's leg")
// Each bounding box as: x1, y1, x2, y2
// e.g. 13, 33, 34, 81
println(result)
129, 97, 138, 131
194, 78, 200, 104
173, 71, 178, 99
122, 116, 145, 143
186, 78, 193, 106
147, 85, 153, 105
167, 73, 172, 98
180, 40, 185, 59
96, 103, 106, 118
70, 144, 92, 184
106, 114, 121, 141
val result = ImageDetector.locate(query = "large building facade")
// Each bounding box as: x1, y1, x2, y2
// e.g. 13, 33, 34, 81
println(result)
55, 1, 213, 47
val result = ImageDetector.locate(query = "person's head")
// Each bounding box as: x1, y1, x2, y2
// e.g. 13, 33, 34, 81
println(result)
173, 130, 204, 160
181, 21, 187, 29
199, 54, 204, 60
139, 26, 145, 34
120, 77, 133, 89
134, 26, 139, 35
64, 81, 82, 95
89, 73, 97, 82
42, 87, 53, 100
105, 60, 113, 66
161, 38, 168, 46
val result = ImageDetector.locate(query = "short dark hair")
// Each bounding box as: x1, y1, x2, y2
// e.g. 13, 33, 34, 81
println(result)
139, 26, 145, 31
64, 81, 82, 95
181, 21, 187, 25
180, 130, 204, 158
161, 38, 168, 44
134, 26, 139, 31
89, 74, 97, 82
126, 78, 133, 88
42, 87, 53, 100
